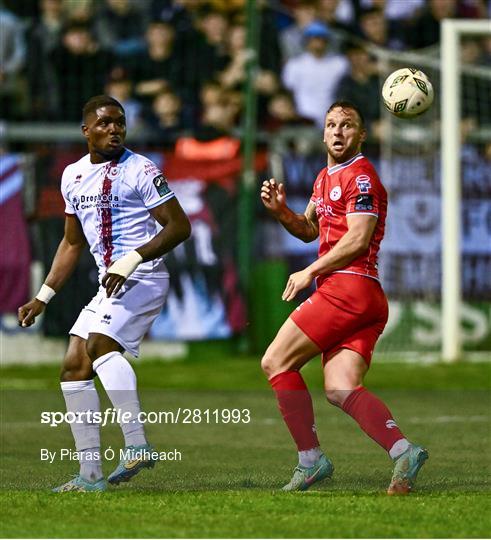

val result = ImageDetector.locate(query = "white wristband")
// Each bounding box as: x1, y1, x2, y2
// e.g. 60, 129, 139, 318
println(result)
107, 250, 143, 279
35, 284, 56, 304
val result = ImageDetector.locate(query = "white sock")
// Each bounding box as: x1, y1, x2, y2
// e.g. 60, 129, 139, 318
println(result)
389, 438, 410, 459
93, 351, 147, 447
79, 447, 102, 483
61, 380, 103, 482
298, 446, 323, 468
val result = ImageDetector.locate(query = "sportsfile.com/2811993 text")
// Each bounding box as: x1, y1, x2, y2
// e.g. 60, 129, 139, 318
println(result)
40, 408, 252, 427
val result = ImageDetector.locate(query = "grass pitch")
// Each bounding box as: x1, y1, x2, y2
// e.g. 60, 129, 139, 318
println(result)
1, 348, 490, 538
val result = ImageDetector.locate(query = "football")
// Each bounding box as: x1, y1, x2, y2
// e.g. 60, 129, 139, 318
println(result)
382, 68, 434, 118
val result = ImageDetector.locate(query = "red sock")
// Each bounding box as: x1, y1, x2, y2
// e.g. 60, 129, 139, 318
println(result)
269, 371, 320, 451
342, 386, 405, 452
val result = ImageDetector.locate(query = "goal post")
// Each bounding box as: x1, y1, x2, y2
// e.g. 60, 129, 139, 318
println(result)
367, 22, 490, 362
441, 19, 491, 362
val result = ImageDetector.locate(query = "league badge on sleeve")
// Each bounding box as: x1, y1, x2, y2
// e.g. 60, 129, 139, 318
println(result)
355, 175, 372, 193
153, 175, 171, 197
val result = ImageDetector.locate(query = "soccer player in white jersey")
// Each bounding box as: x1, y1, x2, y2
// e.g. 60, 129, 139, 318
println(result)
18, 95, 191, 492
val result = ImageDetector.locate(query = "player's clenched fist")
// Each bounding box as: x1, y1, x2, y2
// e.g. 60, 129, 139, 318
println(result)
18, 298, 46, 327
260, 178, 287, 216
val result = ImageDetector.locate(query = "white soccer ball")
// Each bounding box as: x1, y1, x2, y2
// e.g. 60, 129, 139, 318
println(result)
382, 68, 434, 119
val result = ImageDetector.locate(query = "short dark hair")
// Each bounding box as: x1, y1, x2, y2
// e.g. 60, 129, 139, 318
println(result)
359, 6, 384, 19
63, 22, 91, 36
327, 101, 365, 128
342, 40, 368, 55
82, 95, 124, 123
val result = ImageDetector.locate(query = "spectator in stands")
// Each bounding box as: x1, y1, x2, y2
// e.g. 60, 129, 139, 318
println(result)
263, 89, 315, 132
149, 0, 200, 33
62, 0, 94, 25
280, 0, 317, 60
93, 0, 146, 56
29, 0, 64, 52
175, 8, 229, 106
181, 6, 229, 102
198, 80, 241, 121
316, 0, 357, 51
200, 80, 224, 110
197, 91, 238, 140
282, 21, 348, 129
406, 0, 457, 49
26, 0, 65, 119
0, 3, 27, 120
257, 3, 283, 77
334, 42, 381, 135
144, 89, 188, 145
175, 90, 241, 160
357, 7, 406, 50
356, 0, 424, 22
127, 20, 180, 108
205, 0, 245, 15
220, 23, 279, 106
198, 6, 229, 53
49, 22, 114, 121
227, 2, 282, 76
104, 69, 143, 132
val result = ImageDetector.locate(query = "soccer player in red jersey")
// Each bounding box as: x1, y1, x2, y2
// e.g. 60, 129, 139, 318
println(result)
260, 101, 428, 494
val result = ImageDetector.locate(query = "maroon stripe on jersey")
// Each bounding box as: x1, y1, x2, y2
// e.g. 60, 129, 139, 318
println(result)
100, 161, 116, 268
0, 163, 20, 183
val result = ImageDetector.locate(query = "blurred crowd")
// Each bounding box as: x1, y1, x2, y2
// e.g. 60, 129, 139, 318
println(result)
1, 0, 490, 146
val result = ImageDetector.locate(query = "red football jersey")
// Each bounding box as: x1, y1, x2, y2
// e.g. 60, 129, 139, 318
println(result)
310, 153, 387, 281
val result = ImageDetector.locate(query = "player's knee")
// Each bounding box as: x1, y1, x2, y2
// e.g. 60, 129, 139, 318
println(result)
325, 387, 349, 408
260, 352, 283, 378
260, 353, 274, 377
61, 366, 94, 382
60, 353, 93, 382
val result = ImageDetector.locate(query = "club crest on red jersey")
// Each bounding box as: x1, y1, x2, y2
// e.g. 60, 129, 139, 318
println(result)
329, 186, 342, 201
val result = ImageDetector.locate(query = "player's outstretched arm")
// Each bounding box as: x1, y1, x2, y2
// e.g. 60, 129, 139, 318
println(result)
18, 215, 87, 327
282, 214, 377, 301
102, 198, 191, 297
260, 179, 318, 242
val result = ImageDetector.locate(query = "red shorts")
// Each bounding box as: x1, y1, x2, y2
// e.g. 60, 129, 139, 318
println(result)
290, 273, 388, 366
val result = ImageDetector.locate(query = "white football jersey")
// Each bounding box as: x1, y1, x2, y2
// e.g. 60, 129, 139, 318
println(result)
61, 148, 175, 281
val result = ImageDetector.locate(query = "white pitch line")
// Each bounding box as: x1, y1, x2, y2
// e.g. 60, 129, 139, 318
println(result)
408, 415, 489, 424
258, 415, 489, 426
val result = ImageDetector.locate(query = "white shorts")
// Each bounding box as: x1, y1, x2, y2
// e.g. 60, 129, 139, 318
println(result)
70, 276, 169, 357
